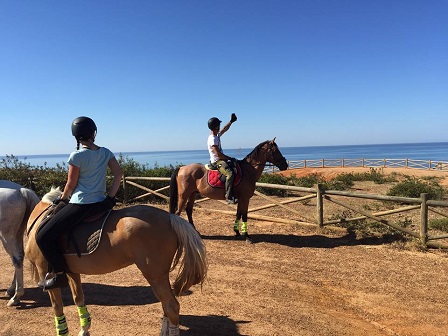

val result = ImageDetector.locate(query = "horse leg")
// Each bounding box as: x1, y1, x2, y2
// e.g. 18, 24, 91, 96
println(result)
139, 268, 180, 336
47, 288, 70, 336
2, 238, 25, 306
238, 201, 253, 243
185, 192, 197, 227
67, 273, 91, 336
234, 208, 242, 236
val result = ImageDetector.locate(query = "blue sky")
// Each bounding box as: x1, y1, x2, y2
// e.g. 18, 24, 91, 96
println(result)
1, 1, 447, 155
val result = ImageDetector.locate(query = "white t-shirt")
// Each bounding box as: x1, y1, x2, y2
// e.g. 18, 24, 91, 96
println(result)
207, 134, 222, 163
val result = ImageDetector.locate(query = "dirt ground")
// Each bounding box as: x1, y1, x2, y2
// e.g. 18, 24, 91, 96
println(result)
1, 167, 448, 335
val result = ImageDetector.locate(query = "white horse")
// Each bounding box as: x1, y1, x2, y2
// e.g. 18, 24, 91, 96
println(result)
0, 180, 40, 306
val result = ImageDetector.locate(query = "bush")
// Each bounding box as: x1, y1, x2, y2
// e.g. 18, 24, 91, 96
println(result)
0, 154, 179, 203
387, 176, 445, 200
257, 173, 289, 196
429, 218, 448, 232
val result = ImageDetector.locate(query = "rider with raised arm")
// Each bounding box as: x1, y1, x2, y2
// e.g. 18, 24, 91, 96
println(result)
207, 113, 238, 204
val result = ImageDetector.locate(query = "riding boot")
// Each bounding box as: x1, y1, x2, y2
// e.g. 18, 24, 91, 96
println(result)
225, 173, 238, 204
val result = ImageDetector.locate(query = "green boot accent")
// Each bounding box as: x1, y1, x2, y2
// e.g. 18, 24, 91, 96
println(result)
233, 220, 240, 236
77, 305, 91, 328
55, 314, 68, 336
240, 222, 248, 234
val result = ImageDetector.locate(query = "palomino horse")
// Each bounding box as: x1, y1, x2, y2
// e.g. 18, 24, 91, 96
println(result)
169, 138, 288, 242
0, 180, 39, 306
25, 188, 207, 336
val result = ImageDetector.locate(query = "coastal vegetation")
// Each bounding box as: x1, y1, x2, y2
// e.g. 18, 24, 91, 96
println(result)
2, 156, 447, 238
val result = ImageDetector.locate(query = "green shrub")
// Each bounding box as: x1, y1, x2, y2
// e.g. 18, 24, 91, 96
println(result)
257, 173, 289, 196
288, 173, 323, 188
429, 218, 448, 232
0, 154, 179, 203
387, 176, 445, 200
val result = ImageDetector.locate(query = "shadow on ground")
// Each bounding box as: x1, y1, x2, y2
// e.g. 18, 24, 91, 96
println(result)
180, 314, 249, 336
201, 231, 401, 248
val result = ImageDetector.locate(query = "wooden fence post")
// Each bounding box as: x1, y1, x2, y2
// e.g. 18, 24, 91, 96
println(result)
316, 183, 324, 227
122, 176, 128, 204
420, 193, 428, 246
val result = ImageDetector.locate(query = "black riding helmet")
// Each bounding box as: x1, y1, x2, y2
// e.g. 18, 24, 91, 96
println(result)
208, 117, 222, 130
71, 116, 97, 140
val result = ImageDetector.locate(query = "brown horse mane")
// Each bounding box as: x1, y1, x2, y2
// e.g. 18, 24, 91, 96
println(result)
243, 140, 271, 162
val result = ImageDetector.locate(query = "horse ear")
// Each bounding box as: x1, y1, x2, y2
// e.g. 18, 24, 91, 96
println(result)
271, 137, 276, 143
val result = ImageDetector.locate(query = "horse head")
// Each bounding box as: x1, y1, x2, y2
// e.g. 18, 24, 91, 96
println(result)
265, 138, 288, 171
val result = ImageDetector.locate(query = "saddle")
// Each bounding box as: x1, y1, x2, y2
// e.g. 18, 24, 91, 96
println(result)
37, 204, 112, 257
206, 161, 242, 188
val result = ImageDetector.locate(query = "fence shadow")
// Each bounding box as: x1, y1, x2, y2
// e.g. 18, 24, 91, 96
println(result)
201, 231, 401, 248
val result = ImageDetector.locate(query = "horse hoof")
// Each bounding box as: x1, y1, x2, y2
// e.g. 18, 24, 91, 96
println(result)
233, 229, 240, 236
5, 288, 14, 297
243, 234, 253, 244
7, 297, 20, 307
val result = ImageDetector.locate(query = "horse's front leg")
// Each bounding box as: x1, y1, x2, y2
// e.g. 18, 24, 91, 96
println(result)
47, 288, 69, 336
237, 200, 253, 243
67, 273, 91, 336
234, 208, 242, 236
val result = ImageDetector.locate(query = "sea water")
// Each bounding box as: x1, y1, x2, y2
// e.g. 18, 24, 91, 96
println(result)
2, 142, 448, 168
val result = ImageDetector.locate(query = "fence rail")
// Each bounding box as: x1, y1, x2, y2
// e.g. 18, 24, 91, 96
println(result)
265, 158, 448, 173
122, 175, 448, 249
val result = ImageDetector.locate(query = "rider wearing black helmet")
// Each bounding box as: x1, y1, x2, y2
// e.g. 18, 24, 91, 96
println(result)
207, 113, 238, 204
36, 116, 123, 290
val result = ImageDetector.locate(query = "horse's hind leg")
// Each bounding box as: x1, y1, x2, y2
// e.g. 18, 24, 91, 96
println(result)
6, 270, 24, 307
3, 239, 25, 306
185, 192, 197, 227
140, 270, 180, 336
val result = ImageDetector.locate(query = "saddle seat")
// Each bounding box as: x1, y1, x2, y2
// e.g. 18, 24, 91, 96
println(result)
37, 207, 112, 258
206, 162, 243, 188
61, 210, 111, 257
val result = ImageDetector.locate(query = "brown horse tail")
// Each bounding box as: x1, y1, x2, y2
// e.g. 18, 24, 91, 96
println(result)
169, 214, 207, 296
169, 167, 180, 214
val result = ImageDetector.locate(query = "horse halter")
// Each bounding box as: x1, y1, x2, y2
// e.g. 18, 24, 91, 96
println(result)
265, 141, 288, 170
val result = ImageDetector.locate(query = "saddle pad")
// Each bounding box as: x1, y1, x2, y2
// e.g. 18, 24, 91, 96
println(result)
207, 163, 242, 188
59, 211, 111, 256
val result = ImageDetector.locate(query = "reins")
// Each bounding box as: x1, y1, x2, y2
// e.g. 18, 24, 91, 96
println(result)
26, 204, 52, 236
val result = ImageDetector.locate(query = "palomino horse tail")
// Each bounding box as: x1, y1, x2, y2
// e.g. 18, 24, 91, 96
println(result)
169, 167, 180, 214
169, 213, 207, 296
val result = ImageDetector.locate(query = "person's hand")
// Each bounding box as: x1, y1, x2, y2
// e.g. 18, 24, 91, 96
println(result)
103, 195, 116, 209
53, 195, 68, 205
230, 113, 237, 123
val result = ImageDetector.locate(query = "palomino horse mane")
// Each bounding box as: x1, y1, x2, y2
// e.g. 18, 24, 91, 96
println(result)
42, 187, 62, 203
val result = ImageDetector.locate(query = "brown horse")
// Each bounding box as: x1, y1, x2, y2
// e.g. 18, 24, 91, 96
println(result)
25, 188, 207, 336
169, 138, 288, 242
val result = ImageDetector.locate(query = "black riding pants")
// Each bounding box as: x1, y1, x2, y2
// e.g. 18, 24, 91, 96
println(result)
36, 202, 99, 274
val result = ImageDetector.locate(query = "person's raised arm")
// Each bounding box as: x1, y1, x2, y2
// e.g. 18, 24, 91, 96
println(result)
219, 113, 237, 136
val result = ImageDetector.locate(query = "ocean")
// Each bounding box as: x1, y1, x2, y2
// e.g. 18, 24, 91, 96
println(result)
3, 142, 448, 168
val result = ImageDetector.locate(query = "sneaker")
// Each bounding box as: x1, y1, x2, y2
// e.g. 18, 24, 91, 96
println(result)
38, 272, 69, 290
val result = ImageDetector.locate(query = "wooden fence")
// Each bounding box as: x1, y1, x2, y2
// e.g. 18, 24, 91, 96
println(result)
264, 158, 448, 173
122, 174, 448, 249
